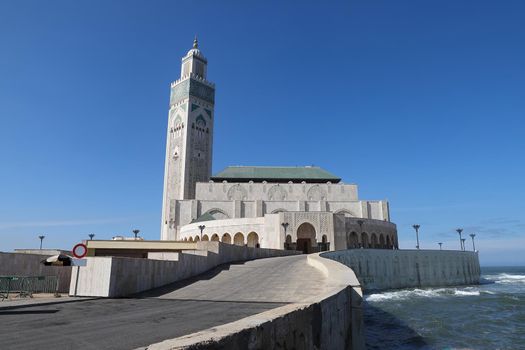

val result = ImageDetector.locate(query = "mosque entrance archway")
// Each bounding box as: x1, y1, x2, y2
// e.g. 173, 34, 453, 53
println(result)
296, 222, 316, 254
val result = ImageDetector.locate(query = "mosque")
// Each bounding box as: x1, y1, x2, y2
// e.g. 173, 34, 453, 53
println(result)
160, 39, 398, 253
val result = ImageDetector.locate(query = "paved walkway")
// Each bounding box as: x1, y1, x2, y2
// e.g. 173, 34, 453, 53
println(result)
0, 255, 327, 350
147, 254, 328, 303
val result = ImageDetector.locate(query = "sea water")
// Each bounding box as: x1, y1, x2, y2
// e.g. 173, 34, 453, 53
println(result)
364, 266, 525, 349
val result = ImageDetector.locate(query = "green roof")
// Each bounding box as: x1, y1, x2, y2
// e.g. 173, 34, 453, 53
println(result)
190, 212, 217, 223
211, 166, 341, 183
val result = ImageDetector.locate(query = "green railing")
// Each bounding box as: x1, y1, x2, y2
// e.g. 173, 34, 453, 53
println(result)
0, 276, 59, 300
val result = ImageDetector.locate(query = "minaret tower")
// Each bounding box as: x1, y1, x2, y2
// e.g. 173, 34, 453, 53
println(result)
161, 38, 215, 240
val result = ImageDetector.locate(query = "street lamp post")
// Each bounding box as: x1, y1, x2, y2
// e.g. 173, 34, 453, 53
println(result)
412, 224, 420, 249
198, 225, 205, 241
88, 233, 95, 240
38, 235, 45, 250
469, 233, 476, 251
132, 229, 140, 240
461, 238, 466, 252
456, 228, 463, 251
438, 242, 443, 250
281, 222, 289, 249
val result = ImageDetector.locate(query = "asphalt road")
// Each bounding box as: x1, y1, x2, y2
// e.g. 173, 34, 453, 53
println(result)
0, 255, 327, 350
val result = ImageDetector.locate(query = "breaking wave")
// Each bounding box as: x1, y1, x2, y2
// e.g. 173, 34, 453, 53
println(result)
484, 273, 525, 284
365, 287, 480, 302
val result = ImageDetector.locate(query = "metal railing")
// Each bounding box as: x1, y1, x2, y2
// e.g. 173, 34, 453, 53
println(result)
0, 276, 59, 300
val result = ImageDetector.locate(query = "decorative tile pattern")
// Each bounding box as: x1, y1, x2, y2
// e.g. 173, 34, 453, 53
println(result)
170, 79, 215, 105
189, 79, 215, 103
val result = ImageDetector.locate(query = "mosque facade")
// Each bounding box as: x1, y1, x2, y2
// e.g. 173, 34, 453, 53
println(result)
161, 39, 398, 253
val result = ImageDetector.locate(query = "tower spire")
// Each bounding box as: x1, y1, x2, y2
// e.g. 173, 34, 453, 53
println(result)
193, 36, 198, 49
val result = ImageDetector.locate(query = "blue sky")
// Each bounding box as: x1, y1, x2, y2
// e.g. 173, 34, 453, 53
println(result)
1, 0, 524, 266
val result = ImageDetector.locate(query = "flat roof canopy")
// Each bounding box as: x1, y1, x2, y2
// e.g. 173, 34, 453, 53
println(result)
211, 166, 341, 183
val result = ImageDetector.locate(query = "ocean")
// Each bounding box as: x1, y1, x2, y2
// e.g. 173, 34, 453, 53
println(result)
364, 266, 525, 349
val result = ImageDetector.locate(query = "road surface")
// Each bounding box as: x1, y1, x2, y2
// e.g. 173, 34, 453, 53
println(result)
0, 255, 327, 350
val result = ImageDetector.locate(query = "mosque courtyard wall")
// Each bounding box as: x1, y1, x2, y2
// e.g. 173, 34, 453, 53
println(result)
178, 213, 398, 253
322, 249, 480, 291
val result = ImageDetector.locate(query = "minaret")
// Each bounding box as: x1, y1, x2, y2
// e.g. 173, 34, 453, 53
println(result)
161, 38, 215, 240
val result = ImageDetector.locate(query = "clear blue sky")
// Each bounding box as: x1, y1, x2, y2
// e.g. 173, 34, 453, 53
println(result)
1, 0, 524, 266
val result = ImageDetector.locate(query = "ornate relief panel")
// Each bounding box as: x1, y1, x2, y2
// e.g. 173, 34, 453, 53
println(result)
307, 185, 327, 201
227, 184, 247, 200
267, 185, 287, 201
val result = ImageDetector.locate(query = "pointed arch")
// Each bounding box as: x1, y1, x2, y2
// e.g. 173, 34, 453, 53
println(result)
234, 232, 244, 246
247, 232, 259, 248
335, 209, 356, 217
222, 233, 231, 244
204, 208, 230, 220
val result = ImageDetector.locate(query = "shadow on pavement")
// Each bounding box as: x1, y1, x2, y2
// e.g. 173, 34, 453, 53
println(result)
0, 309, 60, 315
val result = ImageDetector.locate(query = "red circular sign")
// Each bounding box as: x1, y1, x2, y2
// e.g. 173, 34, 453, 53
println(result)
72, 243, 87, 258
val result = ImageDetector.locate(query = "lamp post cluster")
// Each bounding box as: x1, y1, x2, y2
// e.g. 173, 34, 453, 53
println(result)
38, 235, 45, 250
412, 224, 420, 249
198, 225, 205, 241
411, 224, 478, 252
36, 228, 149, 249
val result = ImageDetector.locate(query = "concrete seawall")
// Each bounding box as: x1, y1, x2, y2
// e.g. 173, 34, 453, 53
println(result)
69, 242, 300, 297
140, 254, 365, 350
322, 249, 480, 291
0, 252, 72, 293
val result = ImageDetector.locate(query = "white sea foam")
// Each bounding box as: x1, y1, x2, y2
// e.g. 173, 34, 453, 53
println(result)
482, 290, 496, 295
486, 273, 525, 284
365, 287, 479, 302
454, 290, 480, 296
366, 287, 480, 302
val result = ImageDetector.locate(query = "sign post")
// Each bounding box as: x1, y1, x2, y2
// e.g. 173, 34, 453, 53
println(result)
72, 243, 88, 296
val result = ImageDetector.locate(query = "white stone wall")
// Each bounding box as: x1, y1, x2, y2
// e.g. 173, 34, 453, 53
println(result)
69, 242, 300, 297
178, 213, 398, 252
180, 217, 267, 246
195, 181, 358, 202
322, 249, 481, 291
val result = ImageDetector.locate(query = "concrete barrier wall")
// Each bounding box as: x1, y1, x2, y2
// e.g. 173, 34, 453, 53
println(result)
0, 252, 72, 293
140, 254, 365, 350
321, 249, 480, 291
70, 242, 300, 297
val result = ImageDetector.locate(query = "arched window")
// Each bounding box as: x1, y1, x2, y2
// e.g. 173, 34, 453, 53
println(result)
247, 232, 259, 248
222, 233, 232, 244
233, 232, 244, 246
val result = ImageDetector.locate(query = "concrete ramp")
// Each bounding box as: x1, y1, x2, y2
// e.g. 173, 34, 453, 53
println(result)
148, 255, 329, 304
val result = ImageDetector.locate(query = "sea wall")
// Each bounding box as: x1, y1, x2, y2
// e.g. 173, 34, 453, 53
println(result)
70, 241, 300, 297
0, 252, 72, 293
322, 249, 480, 291
139, 254, 365, 350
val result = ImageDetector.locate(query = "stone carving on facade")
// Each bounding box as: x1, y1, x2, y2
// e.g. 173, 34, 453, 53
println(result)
335, 209, 356, 217
205, 208, 230, 220
227, 184, 247, 200
267, 185, 287, 201
307, 185, 327, 201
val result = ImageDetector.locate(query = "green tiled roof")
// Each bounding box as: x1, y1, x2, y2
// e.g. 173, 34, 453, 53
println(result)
211, 166, 341, 183
190, 212, 217, 223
